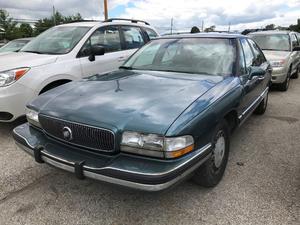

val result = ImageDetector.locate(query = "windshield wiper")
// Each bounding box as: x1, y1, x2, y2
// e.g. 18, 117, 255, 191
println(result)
119, 66, 133, 70
262, 49, 287, 51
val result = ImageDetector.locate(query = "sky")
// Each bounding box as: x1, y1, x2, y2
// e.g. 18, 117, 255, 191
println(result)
0, 0, 300, 33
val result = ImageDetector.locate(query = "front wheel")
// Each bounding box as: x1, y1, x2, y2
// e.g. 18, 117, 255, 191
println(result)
278, 69, 291, 91
291, 65, 299, 79
193, 120, 230, 187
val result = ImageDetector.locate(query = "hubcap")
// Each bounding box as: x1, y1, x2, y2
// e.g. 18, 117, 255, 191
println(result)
213, 132, 226, 168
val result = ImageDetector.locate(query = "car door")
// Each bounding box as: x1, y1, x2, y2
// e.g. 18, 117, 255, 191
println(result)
290, 33, 300, 73
78, 25, 124, 77
247, 38, 270, 93
238, 38, 269, 121
118, 25, 147, 63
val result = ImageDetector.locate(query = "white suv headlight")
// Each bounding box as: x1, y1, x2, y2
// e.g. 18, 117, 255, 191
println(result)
26, 108, 41, 128
121, 131, 194, 158
0, 67, 30, 87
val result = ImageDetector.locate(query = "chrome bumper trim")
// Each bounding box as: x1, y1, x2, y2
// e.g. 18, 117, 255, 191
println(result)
15, 140, 212, 191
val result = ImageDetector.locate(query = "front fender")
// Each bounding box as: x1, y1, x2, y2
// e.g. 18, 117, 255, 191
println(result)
166, 77, 242, 147
34, 74, 77, 95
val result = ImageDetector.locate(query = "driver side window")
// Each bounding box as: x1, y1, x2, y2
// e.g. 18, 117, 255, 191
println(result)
79, 26, 121, 57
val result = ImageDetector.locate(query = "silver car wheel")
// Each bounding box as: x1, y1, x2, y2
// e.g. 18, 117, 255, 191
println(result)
213, 132, 226, 168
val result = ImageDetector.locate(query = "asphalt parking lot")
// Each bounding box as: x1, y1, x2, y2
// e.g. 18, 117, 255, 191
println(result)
0, 80, 299, 225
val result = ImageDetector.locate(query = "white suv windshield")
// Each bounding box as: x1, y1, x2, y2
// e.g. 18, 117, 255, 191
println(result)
20, 26, 91, 54
250, 34, 290, 51
123, 38, 236, 76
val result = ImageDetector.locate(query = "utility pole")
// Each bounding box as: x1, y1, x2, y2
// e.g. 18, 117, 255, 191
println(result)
201, 20, 204, 32
53, 5, 56, 25
170, 18, 173, 34
104, 0, 108, 20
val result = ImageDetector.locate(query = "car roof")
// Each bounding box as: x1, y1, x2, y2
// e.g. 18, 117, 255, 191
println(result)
248, 30, 293, 35
158, 32, 245, 39
56, 21, 156, 29
13, 37, 34, 41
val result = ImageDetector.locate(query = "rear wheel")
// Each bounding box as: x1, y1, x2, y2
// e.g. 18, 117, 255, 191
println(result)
193, 120, 230, 187
278, 69, 291, 92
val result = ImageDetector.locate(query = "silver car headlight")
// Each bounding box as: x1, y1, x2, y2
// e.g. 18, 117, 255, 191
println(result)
270, 60, 285, 68
121, 131, 194, 158
26, 108, 41, 128
0, 67, 30, 87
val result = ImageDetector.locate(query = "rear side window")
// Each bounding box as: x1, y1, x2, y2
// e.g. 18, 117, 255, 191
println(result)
144, 28, 158, 40
121, 26, 145, 50
247, 39, 266, 66
240, 38, 254, 68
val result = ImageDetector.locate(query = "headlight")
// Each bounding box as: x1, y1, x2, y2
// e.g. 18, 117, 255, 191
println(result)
121, 131, 194, 158
26, 108, 41, 128
270, 60, 285, 68
0, 67, 30, 87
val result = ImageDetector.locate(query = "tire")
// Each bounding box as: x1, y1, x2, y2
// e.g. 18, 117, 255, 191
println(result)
193, 120, 230, 187
278, 68, 291, 92
254, 90, 268, 115
291, 65, 299, 79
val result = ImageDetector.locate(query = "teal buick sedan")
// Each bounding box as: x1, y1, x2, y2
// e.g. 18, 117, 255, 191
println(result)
13, 33, 271, 191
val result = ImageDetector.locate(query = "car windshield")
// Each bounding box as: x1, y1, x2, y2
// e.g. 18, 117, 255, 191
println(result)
20, 26, 91, 54
122, 38, 236, 76
250, 34, 290, 51
0, 40, 29, 52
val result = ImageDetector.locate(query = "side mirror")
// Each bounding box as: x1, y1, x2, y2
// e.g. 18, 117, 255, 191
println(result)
249, 66, 266, 79
292, 46, 300, 51
92, 45, 105, 56
88, 45, 105, 62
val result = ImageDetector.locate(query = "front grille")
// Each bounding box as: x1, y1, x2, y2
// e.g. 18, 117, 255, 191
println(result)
39, 115, 115, 151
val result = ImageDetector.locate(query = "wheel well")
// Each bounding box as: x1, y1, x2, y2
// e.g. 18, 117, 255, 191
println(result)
39, 79, 71, 94
224, 110, 238, 134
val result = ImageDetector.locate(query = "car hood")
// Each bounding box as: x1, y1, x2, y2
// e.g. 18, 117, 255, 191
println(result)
0, 52, 58, 71
30, 70, 224, 135
262, 50, 290, 61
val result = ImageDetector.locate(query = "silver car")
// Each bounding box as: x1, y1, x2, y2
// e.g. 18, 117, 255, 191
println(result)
249, 31, 300, 91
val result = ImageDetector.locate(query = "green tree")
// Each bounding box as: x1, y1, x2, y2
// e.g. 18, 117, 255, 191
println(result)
0, 9, 17, 40
34, 11, 83, 35
19, 23, 33, 37
265, 24, 275, 30
204, 25, 216, 32
289, 19, 300, 32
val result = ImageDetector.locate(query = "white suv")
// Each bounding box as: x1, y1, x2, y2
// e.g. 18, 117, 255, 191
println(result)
0, 19, 159, 122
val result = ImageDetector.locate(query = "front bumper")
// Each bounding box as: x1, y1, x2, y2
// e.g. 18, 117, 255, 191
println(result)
271, 67, 288, 84
0, 83, 34, 122
13, 123, 212, 191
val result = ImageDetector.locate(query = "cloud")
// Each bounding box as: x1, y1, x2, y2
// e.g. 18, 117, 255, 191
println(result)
0, 0, 299, 32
